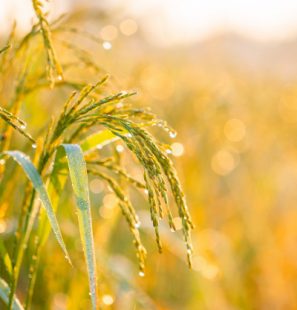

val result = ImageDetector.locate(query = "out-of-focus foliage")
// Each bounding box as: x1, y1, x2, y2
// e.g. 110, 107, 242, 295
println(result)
90, 16, 297, 309
1, 2, 297, 310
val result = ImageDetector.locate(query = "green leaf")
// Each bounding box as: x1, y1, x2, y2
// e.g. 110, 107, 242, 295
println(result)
80, 129, 119, 153
4, 151, 71, 264
61, 144, 97, 309
39, 148, 68, 247
0, 277, 23, 310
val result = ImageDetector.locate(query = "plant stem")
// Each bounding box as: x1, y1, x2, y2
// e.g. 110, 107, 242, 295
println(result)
25, 235, 41, 310
8, 191, 37, 309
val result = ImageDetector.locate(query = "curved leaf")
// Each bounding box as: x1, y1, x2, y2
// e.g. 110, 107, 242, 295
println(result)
4, 151, 71, 264
80, 129, 118, 154
0, 277, 23, 310
61, 144, 97, 309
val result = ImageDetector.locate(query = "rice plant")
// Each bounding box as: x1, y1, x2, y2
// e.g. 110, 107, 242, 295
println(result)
0, 1, 193, 309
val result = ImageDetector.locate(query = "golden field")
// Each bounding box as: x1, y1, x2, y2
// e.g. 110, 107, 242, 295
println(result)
1, 4, 297, 310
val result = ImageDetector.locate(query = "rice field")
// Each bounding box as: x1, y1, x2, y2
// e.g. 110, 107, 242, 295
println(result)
1, 1, 297, 309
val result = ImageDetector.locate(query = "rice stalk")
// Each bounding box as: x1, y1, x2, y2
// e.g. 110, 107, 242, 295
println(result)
31, 0, 63, 86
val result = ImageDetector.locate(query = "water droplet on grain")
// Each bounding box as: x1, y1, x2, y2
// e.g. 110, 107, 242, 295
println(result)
32, 143, 37, 149
134, 221, 141, 229
144, 189, 149, 195
169, 131, 176, 138
20, 124, 27, 130
0, 159, 5, 165
57, 75, 63, 81
166, 149, 172, 154
139, 271, 145, 277
119, 90, 128, 96
116, 145, 124, 153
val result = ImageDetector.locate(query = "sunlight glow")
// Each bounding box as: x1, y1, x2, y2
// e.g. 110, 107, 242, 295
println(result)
1, 0, 297, 45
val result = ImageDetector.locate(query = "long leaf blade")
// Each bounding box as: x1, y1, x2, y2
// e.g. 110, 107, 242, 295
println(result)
80, 129, 118, 153
61, 144, 97, 309
0, 277, 23, 310
4, 151, 71, 264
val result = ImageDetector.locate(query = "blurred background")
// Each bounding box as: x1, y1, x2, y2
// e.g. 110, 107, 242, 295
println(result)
2, 0, 297, 309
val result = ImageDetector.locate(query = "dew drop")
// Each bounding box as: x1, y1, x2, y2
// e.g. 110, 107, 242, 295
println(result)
119, 90, 128, 96
96, 145, 103, 150
127, 133, 132, 138
187, 249, 192, 254
166, 149, 172, 154
116, 145, 124, 153
20, 124, 27, 130
0, 159, 5, 165
138, 271, 145, 277
57, 75, 63, 81
32, 143, 37, 149
144, 189, 149, 195
169, 131, 177, 139
134, 221, 141, 229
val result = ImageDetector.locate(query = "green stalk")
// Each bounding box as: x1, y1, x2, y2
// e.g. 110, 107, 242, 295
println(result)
25, 235, 41, 310
8, 191, 37, 310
